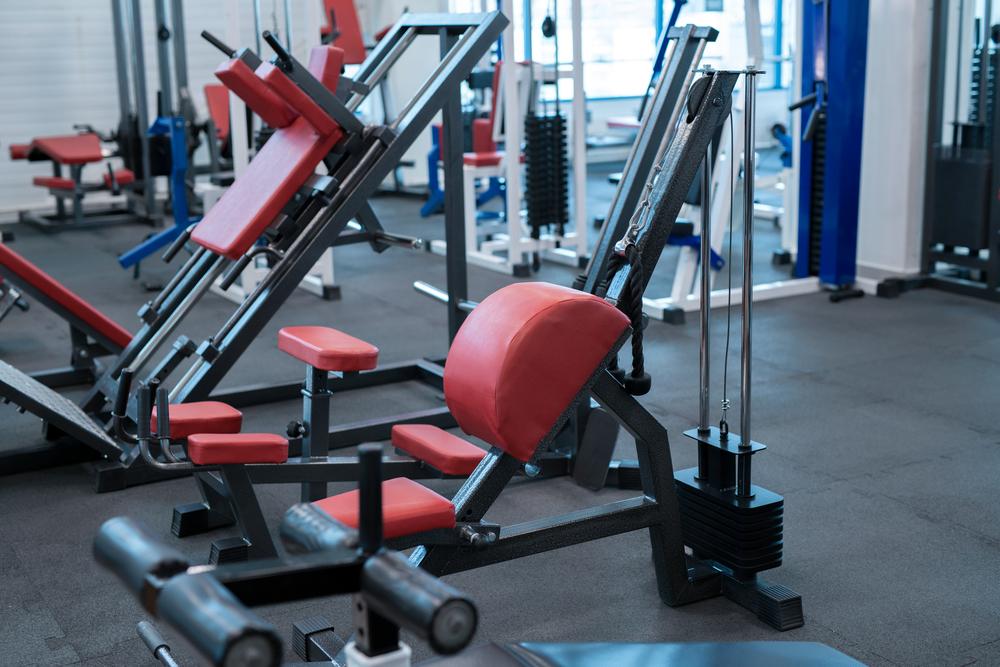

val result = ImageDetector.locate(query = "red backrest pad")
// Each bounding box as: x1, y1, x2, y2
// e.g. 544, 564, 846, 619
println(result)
308, 45, 346, 92
189, 118, 341, 259
0, 244, 132, 349
30, 134, 103, 165
215, 58, 297, 129
444, 283, 629, 462
204, 84, 231, 144
9, 143, 30, 160
321, 0, 366, 65
257, 62, 339, 136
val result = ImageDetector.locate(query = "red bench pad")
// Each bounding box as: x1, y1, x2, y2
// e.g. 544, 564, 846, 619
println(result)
392, 424, 486, 476
187, 432, 288, 465
102, 169, 135, 188
30, 134, 103, 164
190, 117, 341, 259
0, 243, 132, 350
215, 58, 297, 129
32, 176, 76, 190
204, 84, 231, 145
258, 62, 339, 136
278, 326, 378, 371
321, 0, 367, 65
444, 283, 629, 462
9, 143, 30, 160
151, 401, 243, 439
314, 477, 455, 539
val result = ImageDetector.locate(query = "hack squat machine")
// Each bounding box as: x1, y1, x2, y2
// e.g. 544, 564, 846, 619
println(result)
0, 12, 802, 632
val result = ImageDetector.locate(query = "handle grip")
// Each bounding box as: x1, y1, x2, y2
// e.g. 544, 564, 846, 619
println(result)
219, 255, 252, 291
362, 551, 477, 655
136, 384, 152, 440
158, 573, 281, 667
788, 91, 818, 111
279, 504, 357, 554
201, 30, 236, 57
155, 387, 171, 441
262, 30, 292, 66
114, 369, 133, 418
93, 517, 188, 612
162, 225, 194, 263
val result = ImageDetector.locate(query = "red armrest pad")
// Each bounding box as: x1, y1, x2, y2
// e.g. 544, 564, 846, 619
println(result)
0, 243, 132, 349
102, 169, 135, 188
391, 424, 486, 476
190, 118, 340, 259
278, 326, 378, 371
257, 62, 339, 136
30, 134, 103, 164
314, 477, 455, 539
215, 58, 298, 129
9, 144, 30, 160
33, 176, 76, 190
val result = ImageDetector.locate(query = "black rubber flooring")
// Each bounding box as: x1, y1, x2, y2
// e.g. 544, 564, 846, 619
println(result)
0, 173, 998, 666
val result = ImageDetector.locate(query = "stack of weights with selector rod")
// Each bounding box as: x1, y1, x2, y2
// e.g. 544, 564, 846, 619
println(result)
523, 112, 569, 243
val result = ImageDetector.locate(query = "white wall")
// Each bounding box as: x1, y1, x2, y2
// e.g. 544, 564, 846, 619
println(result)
856, 0, 933, 279
0, 0, 321, 216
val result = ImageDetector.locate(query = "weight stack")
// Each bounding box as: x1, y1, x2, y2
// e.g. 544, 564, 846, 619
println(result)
674, 467, 784, 579
806, 111, 827, 276
524, 112, 569, 238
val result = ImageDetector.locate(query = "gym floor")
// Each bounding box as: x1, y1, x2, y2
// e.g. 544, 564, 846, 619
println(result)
1, 167, 999, 666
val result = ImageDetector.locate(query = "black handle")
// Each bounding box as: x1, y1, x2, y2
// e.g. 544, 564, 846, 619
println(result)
802, 106, 822, 142
105, 163, 120, 195
788, 91, 817, 111
280, 504, 357, 554
114, 369, 133, 418
262, 30, 292, 67
362, 550, 477, 655
358, 443, 382, 555
158, 573, 281, 667
137, 384, 152, 441
155, 387, 171, 441
93, 517, 189, 613
162, 225, 194, 263
219, 255, 252, 291
201, 30, 236, 57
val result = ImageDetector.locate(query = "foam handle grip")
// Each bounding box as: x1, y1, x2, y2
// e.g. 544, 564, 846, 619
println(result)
362, 551, 477, 655
93, 517, 189, 612
158, 573, 282, 667
114, 369, 133, 418
279, 503, 357, 554
155, 388, 171, 440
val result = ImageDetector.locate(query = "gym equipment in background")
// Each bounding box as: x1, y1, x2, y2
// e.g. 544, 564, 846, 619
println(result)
0, 12, 507, 492
882, 0, 1000, 302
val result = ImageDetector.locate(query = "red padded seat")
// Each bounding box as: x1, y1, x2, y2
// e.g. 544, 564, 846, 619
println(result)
102, 168, 135, 188
321, 0, 367, 65
0, 243, 132, 350
392, 424, 486, 476
463, 152, 503, 167
444, 283, 629, 462
186, 433, 289, 465
33, 176, 75, 190
278, 326, 378, 372
9, 144, 29, 160
31, 134, 104, 164
314, 477, 455, 539
151, 401, 243, 439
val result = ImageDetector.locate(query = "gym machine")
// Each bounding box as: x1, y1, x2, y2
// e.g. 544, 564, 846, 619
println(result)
882, 0, 1000, 302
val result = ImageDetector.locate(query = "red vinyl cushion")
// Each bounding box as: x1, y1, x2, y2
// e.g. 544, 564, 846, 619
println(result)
607, 116, 641, 130
463, 152, 503, 167
189, 117, 341, 259
151, 401, 243, 439
314, 477, 455, 539
0, 243, 132, 350
321, 0, 367, 65
204, 84, 231, 144
214, 58, 298, 129
187, 433, 289, 465
32, 176, 75, 190
444, 283, 629, 462
471, 117, 496, 154
257, 62, 339, 136
307, 45, 346, 92
30, 134, 103, 164
278, 326, 378, 372
391, 424, 486, 476
102, 169, 135, 188
9, 143, 29, 160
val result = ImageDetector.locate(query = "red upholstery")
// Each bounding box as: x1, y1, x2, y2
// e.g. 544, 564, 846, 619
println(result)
307, 45, 346, 92
321, 0, 367, 65
392, 424, 486, 476
151, 401, 243, 439
607, 116, 641, 130
215, 58, 297, 129
463, 152, 503, 167
257, 62, 339, 136
314, 477, 455, 539
278, 325, 378, 372
0, 243, 132, 350
9, 143, 29, 160
32, 176, 75, 190
30, 134, 103, 164
190, 117, 341, 259
187, 433, 289, 465
471, 117, 496, 154
102, 169, 135, 188
444, 283, 629, 462
204, 84, 231, 144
